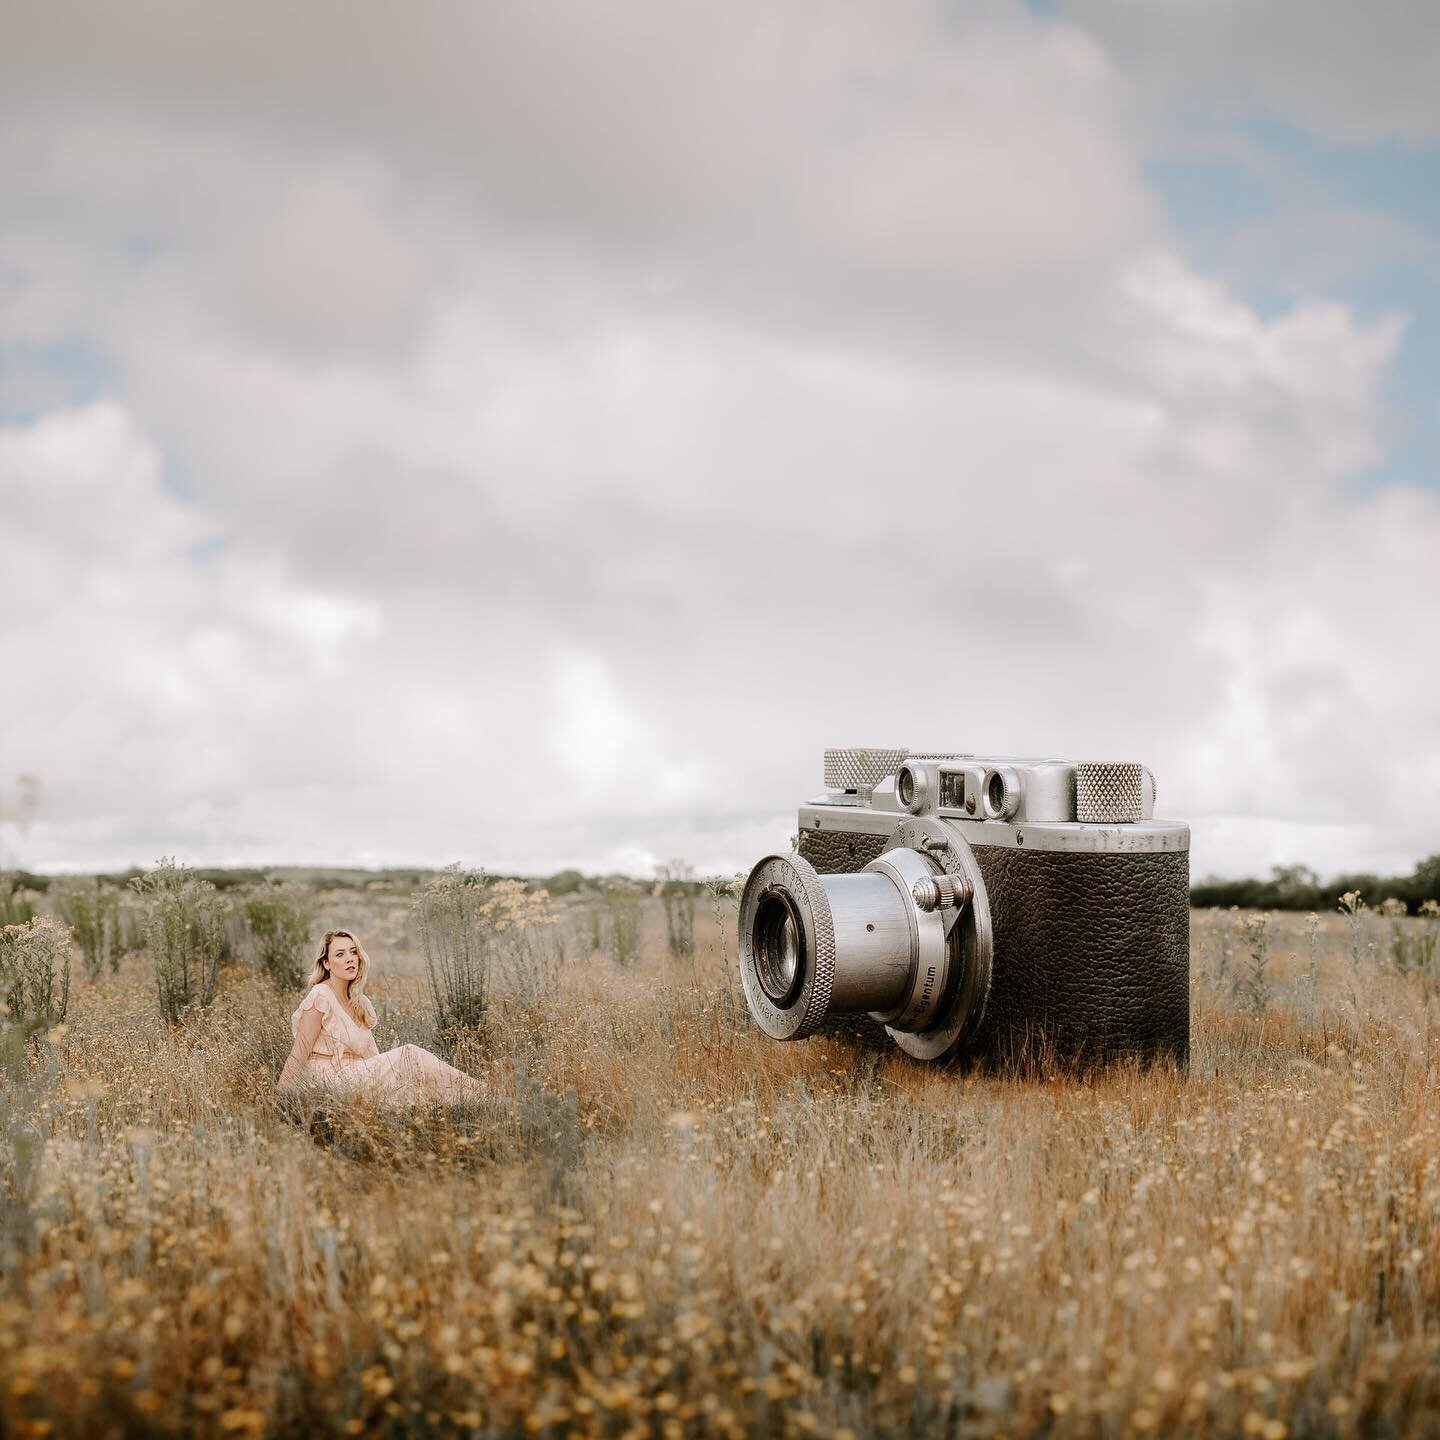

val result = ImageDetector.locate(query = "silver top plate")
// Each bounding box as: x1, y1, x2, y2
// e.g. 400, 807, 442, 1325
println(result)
801, 801, 1189, 855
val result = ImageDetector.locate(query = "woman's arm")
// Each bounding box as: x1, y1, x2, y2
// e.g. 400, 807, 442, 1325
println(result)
278, 1006, 325, 1091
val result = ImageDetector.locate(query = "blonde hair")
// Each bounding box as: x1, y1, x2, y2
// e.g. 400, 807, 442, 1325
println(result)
305, 929, 377, 1028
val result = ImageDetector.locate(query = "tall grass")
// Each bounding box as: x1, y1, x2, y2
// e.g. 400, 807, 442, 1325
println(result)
5, 898, 1440, 1436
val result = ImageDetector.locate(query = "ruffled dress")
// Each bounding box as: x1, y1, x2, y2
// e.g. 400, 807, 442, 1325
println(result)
285, 983, 485, 1106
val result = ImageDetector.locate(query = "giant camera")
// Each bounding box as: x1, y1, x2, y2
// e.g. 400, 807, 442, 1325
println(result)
737, 749, 1190, 1067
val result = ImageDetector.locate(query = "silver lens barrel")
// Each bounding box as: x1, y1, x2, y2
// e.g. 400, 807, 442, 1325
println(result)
738, 824, 992, 1058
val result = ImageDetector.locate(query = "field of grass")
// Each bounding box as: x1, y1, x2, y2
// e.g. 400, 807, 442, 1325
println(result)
3, 885, 1440, 1438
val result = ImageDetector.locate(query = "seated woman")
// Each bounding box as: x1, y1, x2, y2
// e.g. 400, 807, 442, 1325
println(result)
277, 929, 485, 1106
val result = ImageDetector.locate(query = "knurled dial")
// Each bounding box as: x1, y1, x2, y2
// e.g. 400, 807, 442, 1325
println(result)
1075, 762, 1155, 823
823, 748, 909, 791
823, 748, 970, 791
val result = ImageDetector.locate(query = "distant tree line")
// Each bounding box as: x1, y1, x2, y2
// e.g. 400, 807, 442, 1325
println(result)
10, 857, 1436, 915
0, 865, 703, 899
1191, 857, 1440, 914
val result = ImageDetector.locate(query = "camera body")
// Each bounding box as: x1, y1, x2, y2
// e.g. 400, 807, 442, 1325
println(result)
738, 749, 1190, 1068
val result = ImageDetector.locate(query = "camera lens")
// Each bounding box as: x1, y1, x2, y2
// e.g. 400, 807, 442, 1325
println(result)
896, 767, 914, 808
752, 892, 804, 1006
739, 846, 960, 1042
738, 824, 993, 1060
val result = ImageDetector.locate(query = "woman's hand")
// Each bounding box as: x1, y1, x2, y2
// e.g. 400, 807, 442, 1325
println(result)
277, 1005, 324, 1090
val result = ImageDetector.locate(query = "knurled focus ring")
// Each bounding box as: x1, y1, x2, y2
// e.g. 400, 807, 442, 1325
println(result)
784, 852, 836, 1039
737, 852, 836, 1041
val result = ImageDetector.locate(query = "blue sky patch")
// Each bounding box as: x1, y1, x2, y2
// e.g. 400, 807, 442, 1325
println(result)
0, 336, 118, 424
1148, 116, 1440, 495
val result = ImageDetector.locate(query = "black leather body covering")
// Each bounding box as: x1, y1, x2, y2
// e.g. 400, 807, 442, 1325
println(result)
797, 827, 1190, 1069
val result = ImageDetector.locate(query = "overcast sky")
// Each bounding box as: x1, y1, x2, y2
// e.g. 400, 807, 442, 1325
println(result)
2, 1, 1438, 883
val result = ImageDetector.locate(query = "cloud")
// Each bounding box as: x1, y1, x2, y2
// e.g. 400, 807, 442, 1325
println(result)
0, 1, 1436, 882
1059, 0, 1440, 146
0, 3, 1160, 362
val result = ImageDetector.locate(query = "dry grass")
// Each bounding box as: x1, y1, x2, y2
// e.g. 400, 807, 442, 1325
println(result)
3, 897, 1440, 1439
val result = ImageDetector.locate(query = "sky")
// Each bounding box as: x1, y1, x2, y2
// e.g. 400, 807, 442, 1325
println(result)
1, 0, 1437, 884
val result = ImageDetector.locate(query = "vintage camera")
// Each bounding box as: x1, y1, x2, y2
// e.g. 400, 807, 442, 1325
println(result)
737, 748, 1190, 1067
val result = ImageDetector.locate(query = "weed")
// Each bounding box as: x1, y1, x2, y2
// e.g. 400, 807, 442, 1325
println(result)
414, 865, 559, 1041
53, 878, 122, 980
1241, 912, 1271, 1015
1304, 911, 1321, 1015
0, 1013, 56, 1268
1416, 899, 1440, 989
1340, 889, 1371, 973
129, 857, 228, 1023
0, 915, 71, 1026
242, 879, 314, 990
598, 881, 642, 968
0, 877, 35, 930
414, 864, 494, 1037
656, 858, 697, 960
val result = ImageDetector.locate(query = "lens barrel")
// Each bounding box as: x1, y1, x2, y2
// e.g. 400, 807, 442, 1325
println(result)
738, 827, 991, 1057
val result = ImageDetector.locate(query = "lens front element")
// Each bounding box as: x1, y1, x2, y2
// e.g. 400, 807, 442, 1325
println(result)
753, 891, 804, 1006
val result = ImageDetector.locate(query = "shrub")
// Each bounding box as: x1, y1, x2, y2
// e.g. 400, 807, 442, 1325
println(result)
1421, 900, 1440, 986
414, 865, 561, 1041
242, 880, 314, 990
53, 878, 122, 980
0, 915, 71, 1027
489, 881, 563, 1009
0, 878, 35, 930
1241, 912, 1271, 1016
1388, 896, 1440, 975
598, 881, 643, 968
0, 1011, 56, 1263
656, 859, 697, 960
129, 857, 228, 1024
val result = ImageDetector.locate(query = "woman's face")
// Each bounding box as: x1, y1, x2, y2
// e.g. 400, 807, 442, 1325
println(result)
326, 934, 360, 983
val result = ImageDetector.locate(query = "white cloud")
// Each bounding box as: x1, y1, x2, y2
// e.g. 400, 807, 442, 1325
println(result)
0, 1, 1436, 884
1059, 0, 1440, 146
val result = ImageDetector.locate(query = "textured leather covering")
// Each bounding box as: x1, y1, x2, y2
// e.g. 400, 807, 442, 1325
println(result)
797, 827, 1190, 1069
799, 828, 892, 874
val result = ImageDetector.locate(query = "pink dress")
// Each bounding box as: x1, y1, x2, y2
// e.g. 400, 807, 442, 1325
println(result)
285, 983, 485, 1106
